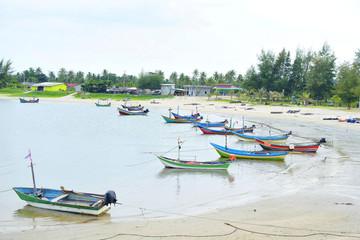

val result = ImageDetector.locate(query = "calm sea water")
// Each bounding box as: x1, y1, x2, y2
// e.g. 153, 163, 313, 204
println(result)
0, 99, 359, 232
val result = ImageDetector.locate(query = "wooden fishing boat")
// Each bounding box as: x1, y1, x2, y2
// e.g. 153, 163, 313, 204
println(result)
19, 97, 39, 103
172, 112, 203, 120
162, 115, 201, 123
95, 99, 111, 107
118, 107, 149, 115
190, 119, 228, 127
121, 105, 144, 111
156, 155, 230, 170
196, 125, 253, 135
210, 143, 287, 161
255, 139, 320, 152
13, 187, 115, 215
224, 125, 256, 132
14, 150, 117, 215
232, 131, 291, 142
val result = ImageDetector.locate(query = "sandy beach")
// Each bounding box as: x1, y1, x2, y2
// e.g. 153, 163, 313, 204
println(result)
1, 95, 360, 240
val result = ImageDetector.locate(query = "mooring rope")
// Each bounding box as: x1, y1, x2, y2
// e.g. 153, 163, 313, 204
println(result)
0, 188, 12, 193
102, 202, 360, 239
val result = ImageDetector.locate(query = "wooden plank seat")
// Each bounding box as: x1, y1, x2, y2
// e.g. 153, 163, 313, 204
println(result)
91, 199, 103, 207
57, 200, 91, 207
51, 194, 69, 202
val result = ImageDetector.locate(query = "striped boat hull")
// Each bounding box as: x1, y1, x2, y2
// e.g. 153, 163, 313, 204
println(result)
210, 143, 287, 161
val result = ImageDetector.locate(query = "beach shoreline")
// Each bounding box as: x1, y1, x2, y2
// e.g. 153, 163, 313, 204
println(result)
1, 94, 360, 239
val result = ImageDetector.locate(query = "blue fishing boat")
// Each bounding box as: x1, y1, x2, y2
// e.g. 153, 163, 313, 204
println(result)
172, 112, 203, 120
162, 115, 201, 123
210, 143, 287, 161
190, 119, 228, 127
13, 150, 117, 215
196, 124, 253, 135
232, 131, 291, 142
13, 187, 116, 215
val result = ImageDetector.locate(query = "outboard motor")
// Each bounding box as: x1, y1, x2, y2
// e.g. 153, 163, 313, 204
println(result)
104, 190, 117, 206
319, 138, 326, 143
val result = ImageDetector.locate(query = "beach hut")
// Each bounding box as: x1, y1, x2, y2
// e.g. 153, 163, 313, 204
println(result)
31, 82, 67, 91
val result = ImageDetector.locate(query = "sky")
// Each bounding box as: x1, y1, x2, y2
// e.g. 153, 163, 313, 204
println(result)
1, 0, 359, 79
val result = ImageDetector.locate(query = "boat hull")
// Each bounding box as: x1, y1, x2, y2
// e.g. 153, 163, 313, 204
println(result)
13, 187, 111, 216
95, 103, 111, 107
162, 115, 201, 123
197, 125, 254, 135
118, 108, 148, 115
19, 98, 39, 103
171, 112, 202, 120
210, 143, 287, 161
255, 139, 320, 152
232, 131, 289, 142
156, 155, 230, 170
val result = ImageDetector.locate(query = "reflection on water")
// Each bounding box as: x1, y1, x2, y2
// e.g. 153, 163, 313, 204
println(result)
157, 168, 230, 179
13, 205, 110, 224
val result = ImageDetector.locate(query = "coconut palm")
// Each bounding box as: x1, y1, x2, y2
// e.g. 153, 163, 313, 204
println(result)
300, 92, 311, 105
257, 87, 267, 104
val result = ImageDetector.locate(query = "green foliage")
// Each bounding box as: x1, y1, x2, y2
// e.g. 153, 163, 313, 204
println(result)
82, 80, 110, 93
0, 59, 13, 88
257, 49, 275, 91
137, 72, 164, 90
334, 62, 360, 108
74, 92, 173, 101
306, 42, 336, 103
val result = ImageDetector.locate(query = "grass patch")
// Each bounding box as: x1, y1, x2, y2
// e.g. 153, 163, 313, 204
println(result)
0, 88, 74, 98
74, 92, 174, 101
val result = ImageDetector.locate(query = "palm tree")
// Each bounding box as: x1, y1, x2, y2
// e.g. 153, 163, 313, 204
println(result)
48, 71, 56, 82
169, 72, 178, 86
257, 87, 267, 104
268, 91, 278, 104
213, 90, 220, 100
225, 70, 236, 84
300, 92, 311, 105
0, 59, 13, 87
192, 69, 199, 84
199, 72, 207, 85
58, 68, 68, 83
279, 90, 285, 104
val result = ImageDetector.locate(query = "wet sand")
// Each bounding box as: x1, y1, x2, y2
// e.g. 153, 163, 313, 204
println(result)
1, 95, 360, 239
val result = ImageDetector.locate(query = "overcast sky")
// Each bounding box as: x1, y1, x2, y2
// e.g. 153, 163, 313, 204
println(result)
1, 0, 359, 78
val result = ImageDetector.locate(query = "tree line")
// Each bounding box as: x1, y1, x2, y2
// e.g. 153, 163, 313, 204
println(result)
1, 42, 359, 107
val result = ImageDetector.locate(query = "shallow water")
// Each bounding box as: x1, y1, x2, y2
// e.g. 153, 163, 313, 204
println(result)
0, 99, 359, 231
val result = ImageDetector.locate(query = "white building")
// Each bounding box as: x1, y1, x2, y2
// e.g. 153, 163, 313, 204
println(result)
183, 85, 212, 97
160, 84, 175, 95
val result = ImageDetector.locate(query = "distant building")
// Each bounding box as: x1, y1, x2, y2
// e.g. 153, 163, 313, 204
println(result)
161, 84, 175, 95
31, 82, 67, 91
21, 82, 36, 90
66, 83, 81, 92
184, 85, 212, 97
213, 84, 243, 95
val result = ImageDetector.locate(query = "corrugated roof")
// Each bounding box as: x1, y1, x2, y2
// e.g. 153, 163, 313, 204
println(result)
32, 82, 65, 87
213, 86, 243, 90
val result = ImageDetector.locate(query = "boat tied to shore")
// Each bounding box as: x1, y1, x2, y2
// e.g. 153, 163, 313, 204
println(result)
156, 139, 231, 170
19, 97, 39, 103
255, 138, 325, 152
13, 150, 117, 216
210, 143, 288, 161
118, 107, 149, 115
232, 131, 292, 142
95, 99, 111, 107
